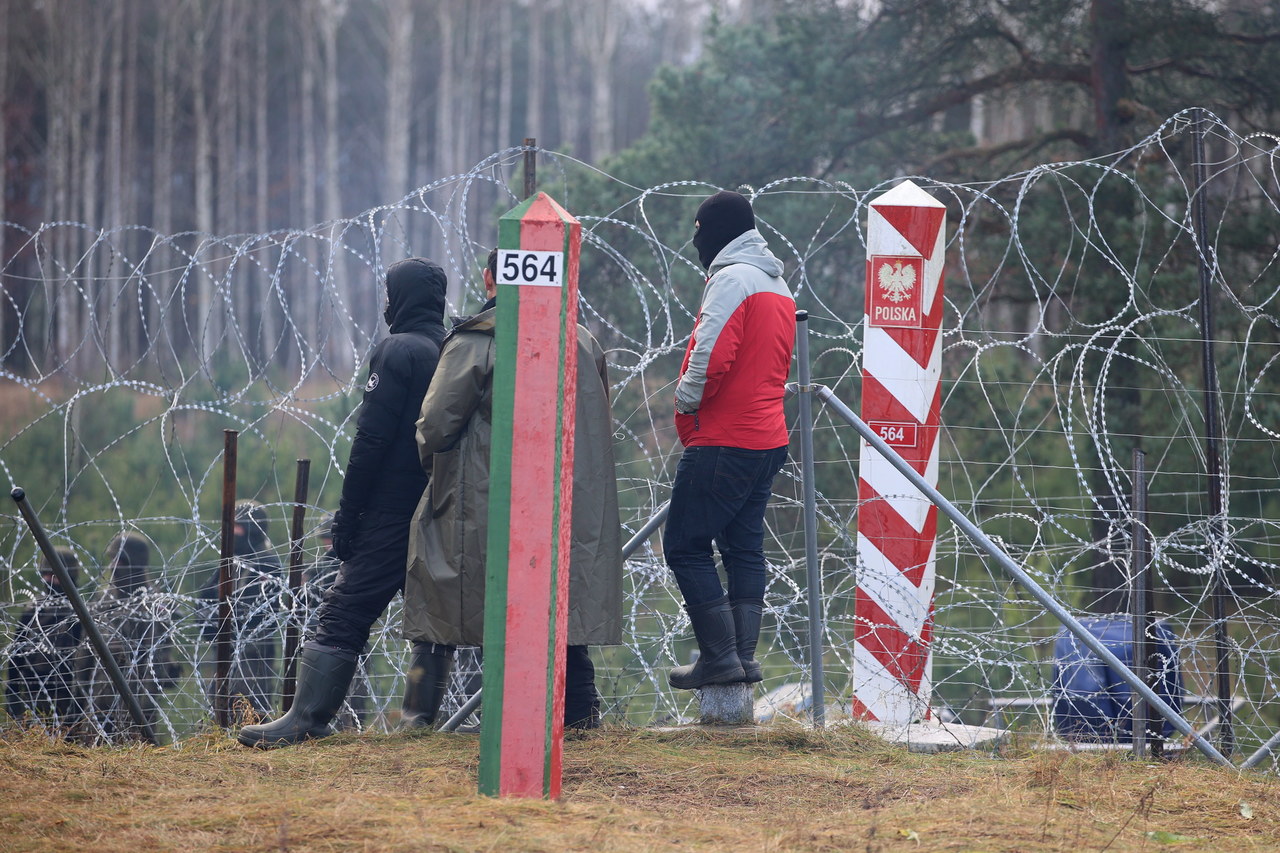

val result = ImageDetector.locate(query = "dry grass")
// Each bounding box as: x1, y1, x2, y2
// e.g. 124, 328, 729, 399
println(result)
0, 724, 1277, 852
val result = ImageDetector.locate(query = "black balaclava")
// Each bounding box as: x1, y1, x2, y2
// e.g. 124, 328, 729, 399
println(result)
384, 257, 448, 334
106, 533, 151, 595
234, 499, 271, 556
42, 548, 80, 594
692, 190, 755, 270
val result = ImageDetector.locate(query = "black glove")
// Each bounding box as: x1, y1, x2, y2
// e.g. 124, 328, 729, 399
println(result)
329, 511, 360, 563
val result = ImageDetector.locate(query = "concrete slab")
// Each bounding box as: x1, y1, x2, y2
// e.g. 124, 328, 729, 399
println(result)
858, 718, 1009, 754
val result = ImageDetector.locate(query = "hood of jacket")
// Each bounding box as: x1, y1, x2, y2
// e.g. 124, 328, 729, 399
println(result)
385, 258, 448, 334
449, 303, 497, 338
708, 229, 785, 279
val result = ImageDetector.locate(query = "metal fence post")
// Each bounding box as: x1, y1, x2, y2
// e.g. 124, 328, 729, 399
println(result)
795, 310, 825, 727
215, 429, 238, 729
281, 458, 310, 713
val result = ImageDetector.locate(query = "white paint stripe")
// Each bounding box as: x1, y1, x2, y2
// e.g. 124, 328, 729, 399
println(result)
867, 208, 918, 258
855, 534, 934, 638
851, 642, 930, 724
862, 325, 942, 421
922, 227, 945, 306
857, 437, 939, 531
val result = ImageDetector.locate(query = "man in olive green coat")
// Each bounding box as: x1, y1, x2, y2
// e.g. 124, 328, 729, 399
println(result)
403, 249, 623, 728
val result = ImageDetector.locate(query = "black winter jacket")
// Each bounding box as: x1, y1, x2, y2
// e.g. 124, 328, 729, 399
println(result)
339, 258, 448, 517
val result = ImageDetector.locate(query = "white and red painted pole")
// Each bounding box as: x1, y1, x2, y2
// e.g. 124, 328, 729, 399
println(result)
478, 192, 580, 798
852, 180, 946, 725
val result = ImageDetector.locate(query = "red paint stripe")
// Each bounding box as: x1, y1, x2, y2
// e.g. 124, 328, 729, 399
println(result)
854, 593, 934, 692
497, 197, 578, 798
500, 283, 560, 797
857, 497, 936, 587
873, 203, 945, 261
849, 694, 876, 722
858, 375, 940, 471
874, 266, 946, 367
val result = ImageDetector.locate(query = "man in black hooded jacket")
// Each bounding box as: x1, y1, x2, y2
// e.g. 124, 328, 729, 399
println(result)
239, 257, 448, 748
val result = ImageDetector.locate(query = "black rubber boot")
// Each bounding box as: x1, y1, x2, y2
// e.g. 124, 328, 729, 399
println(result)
732, 598, 764, 684
237, 644, 357, 749
669, 596, 746, 690
564, 644, 602, 729
401, 643, 454, 729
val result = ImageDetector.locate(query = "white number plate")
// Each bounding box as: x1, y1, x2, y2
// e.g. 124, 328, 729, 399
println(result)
497, 250, 563, 287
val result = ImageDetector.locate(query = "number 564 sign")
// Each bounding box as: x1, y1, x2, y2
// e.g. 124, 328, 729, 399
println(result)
498, 250, 563, 287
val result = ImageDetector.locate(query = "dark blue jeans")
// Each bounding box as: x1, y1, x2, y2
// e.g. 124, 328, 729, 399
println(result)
663, 445, 789, 607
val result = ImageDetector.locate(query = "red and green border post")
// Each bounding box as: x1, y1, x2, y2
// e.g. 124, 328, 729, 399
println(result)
479, 192, 581, 798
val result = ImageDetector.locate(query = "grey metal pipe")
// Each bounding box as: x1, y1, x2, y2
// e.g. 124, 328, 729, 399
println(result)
1241, 726, 1280, 771
622, 502, 670, 561
813, 385, 1235, 769
10, 487, 158, 745
794, 311, 825, 727
440, 687, 484, 733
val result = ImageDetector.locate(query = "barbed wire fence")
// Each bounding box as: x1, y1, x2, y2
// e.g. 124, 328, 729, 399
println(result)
2, 109, 1279, 766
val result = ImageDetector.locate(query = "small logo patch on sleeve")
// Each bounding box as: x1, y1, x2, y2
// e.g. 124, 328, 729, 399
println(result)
365, 373, 380, 392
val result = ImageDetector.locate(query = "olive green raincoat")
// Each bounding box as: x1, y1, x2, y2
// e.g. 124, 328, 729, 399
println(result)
403, 305, 623, 647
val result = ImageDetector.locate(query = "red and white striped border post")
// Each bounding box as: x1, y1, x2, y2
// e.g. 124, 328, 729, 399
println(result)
852, 180, 946, 724
478, 192, 580, 798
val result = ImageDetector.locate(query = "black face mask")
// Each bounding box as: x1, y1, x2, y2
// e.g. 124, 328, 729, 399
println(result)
693, 223, 717, 271
691, 191, 756, 271
233, 531, 254, 556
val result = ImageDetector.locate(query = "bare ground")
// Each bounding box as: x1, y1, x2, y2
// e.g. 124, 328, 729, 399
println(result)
1, 724, 1277, 852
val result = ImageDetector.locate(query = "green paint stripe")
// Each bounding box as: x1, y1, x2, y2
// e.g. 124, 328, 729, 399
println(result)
478, 212, 525, 796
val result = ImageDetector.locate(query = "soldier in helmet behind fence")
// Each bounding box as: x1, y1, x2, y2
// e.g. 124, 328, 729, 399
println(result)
76, 533, 182, 743
5, 547, 86, 732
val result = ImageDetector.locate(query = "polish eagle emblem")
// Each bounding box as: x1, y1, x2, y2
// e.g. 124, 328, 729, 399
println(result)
877, 260, 916, 303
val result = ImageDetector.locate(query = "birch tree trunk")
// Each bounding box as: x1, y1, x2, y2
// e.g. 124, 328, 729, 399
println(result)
301, 2, 318, 231
193, 3, 217, 368
75, 3, 108, 375
575, 0, 623, 162
297, 0, 320, 358
435, 0, 461, 312
497, 1, 512, 152
383, 0, 413, 204
318, 0, 351, 371
0, 3, 9, 358
105, 0, 124, 365
552, 2, 581, 156
527, 0, 544, 141
255, 7, 275, 368
382, 0, 414, 283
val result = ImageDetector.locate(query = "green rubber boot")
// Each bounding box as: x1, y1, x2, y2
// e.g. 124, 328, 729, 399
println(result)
400, 643, 454, 729
237, 644, 356, 749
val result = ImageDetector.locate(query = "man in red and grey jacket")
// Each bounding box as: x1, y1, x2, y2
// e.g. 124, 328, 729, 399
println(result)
664, 190, 796, 691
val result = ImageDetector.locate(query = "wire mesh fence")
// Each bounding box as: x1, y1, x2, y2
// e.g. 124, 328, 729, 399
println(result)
2, 110, 1279, 765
